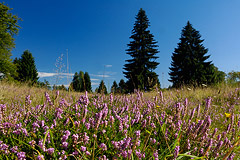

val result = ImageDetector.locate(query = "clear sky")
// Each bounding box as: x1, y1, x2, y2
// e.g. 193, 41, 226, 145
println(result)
3, 0, 240, 90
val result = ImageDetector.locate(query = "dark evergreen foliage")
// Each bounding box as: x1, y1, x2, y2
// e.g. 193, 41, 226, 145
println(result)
118, 79, 127, 94
123, 8, 160, 92
84, 72, 92, 92
37, 80, 51, 89
72, 72, 81, 92
79, 71, 85, 92
169, 21, 224, 87
97, 80, 107, 94
17, 50, 38, 83
72, 71, 92, 92
111, 80, 118, 93
53, 84, 67, 91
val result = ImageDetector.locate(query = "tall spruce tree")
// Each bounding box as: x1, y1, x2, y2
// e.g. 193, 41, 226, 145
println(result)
169, 21, 222, 87
72, 71, 92, 92
97, 80, 107, 94
84, 72, 92, 92
17, 50, 38, 83
79, 71, 85, 92
72, 72, 80, 92
111, 80, 118, 93
123, 8, 159, 92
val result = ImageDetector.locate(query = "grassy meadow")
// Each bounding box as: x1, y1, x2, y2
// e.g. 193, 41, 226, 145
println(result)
0, 81, 240, 159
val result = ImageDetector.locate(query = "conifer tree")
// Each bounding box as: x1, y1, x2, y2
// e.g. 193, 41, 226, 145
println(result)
111, 81, 118, 93
72, 71, 92, 92
79, 71, 85, 92
123, 8, 160, 92
17, 50, 38, 83
118, 79, 127, 94
97, 80, 107, 94
84, 72, 92, 92
72, 72, 80, 92
169, 21, 223, 87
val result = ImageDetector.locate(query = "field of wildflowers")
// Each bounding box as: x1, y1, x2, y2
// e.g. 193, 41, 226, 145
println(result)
0, 82, 240, 159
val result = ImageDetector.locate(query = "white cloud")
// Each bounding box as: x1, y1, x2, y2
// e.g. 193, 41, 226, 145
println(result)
38, 72, 74, 78
105, 65, 112, 68
91, 82, 99, 86
50, 84, 70, 88
91, 78, 100, 81
90, 74, 110, 78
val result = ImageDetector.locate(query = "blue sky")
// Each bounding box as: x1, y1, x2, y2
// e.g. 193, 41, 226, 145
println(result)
3, 0, 240, 90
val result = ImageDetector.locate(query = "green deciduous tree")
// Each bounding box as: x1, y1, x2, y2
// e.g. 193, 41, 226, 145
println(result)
0, 2, 21, 79
16, 50, 38, 83
169, 21, 224, 87
227, 71, 240, 83
123, 8, 160, 92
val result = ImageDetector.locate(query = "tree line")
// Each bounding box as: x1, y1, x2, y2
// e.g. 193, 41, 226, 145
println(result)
0, 3, 239, 94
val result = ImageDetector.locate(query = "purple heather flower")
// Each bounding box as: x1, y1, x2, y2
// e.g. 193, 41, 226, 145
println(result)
72, 150, 79, 155
45, 92, 53, 106
28, 140, 36, 147
37, 155, 44, 160
61, 134, 69, 142
85, 123, 90, 130
227, 124, 231, 133
10, 146, 18, 153
32, 122, 40, 128
38, 139, 46, 151
127, 149, 132, 159
62, 142, 68, 149
99, 143, 107, 151
81, 146, 86, 152
55, 108, 63, 119
217, 134, 221, 141
25, 95, 32, 106
102, 129, 106, 134
17, 152, 26, 160
187, 139, 191, 150
135, 149, 142, 159
152, 138, 157, 144
64, 130, 71, 137
215, 141, 223, 153
121, 150, 128, 158
21, 128, 28, 136
212, 128, 218, 137
173, 146, 180, 159
205, 97, 211, 111
86, 151, 91, 156
15, 123, 22, 129
200, 148, 204, 155
135, 130, 141, 138
56, 90, 59, 96
109, 116, 115, 124
142, 119, 147, 128
72, 134, 79, 141
153, 150, 158, 160
151, 122, 156, 128
83, 132, 90, 144
47, 148, 55, 155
